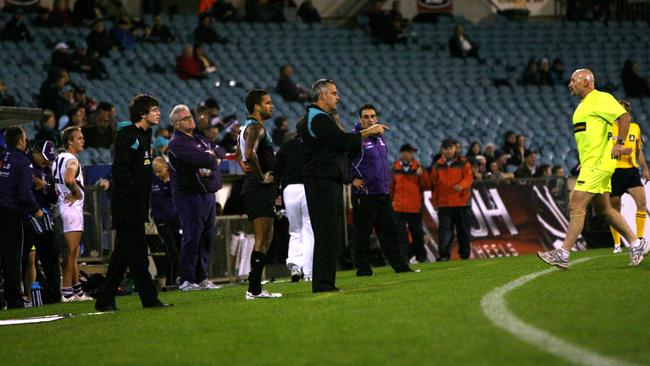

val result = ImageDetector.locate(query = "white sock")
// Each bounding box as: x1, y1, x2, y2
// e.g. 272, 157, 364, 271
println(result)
630, 239, 641, 249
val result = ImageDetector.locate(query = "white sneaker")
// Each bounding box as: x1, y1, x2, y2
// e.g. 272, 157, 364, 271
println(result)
630, 239, 650, 266
61, 295, 78, 303
290, 265, 302, 283
303, 276, 312, 282
613, 245, 623, 254
199, 279, 222, 290
245, 288, 283, 300
75, 294, 94, 301
179, 281, 201, 291
537, 249, 569, 269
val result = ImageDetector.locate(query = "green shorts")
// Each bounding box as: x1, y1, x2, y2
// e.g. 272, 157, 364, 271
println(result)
574, 167, 613, 194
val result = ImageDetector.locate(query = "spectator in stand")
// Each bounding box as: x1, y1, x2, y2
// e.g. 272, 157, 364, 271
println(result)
390, 143, 430, 263
621, 60, 650, 98
111, 18, 137, 51
73, 0, 103, 25
297, 0, 320, 23
483, 143, 496, 164
430, 139, 473, 261
50, 0, 73, 27
521, 59, 540, 86
514, 149, 538, 178
58, 106, 87, 131
276, 64, 309, 103
272, 116, 289, 147
151, 157, 180, 286
70, 45, 108, 80
86, 20, 115, 58
35, 110, 63, 147
145, 14, 174, 43
468, 155, 487, 180
386, 1, 408, 35
194, 13, 227, 44
219, 122, 240, 153
194, 43, 218, 75
538, 58, 554, 86
176, 45, 204, 80
203, 97, 222, 127
534, 164, 552, 178
105, 0, 129, 21
213, 0, 238, 22
550, 165, 567, 199
0, 81, 17, 106
448, 25, 480, 61
466, 141, 482, 159
2, 10, 33, 42
485, 149, 514, 181
245, 0, 277, 22
50, 42, 73, 71
551, 58, 565, 84
368, 0, 405, 44
40, 74, 73, 119
73, 86, 97, 113
83, 103, 115, 148
501, 130, 517, 157
509, 134, 526, 167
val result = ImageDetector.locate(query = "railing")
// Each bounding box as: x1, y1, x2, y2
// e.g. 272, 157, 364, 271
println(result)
556, 0, 650, 21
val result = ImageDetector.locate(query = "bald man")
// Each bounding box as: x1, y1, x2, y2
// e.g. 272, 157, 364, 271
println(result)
538, 69, 649, 268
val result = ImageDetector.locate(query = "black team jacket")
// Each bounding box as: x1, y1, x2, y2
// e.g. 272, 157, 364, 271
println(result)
301, 104, 362, 183
110, 123, 153, 227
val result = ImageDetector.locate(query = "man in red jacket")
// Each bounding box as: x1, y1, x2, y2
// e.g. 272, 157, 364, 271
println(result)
430, 139, 474, 261
390, 143, 431, 263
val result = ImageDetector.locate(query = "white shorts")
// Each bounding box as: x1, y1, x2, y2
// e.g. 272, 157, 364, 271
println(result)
60, 206, 84, 233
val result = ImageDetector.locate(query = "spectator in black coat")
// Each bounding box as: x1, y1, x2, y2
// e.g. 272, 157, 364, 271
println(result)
276, 64, 309, 102
82, 102, 116, 149
272, 117, 289, 147
213, 0, 238, 22
194, 14, 227, 44
538, 58, 554, 86
34, 110, 63, 147
521, 59, 540, 86
297, 0, 320, 23
69, 46, 109, 79
0, 81, 17, 107
1, 11, 33, 42
86, 20, 115, 58
39, 74, 73, 119
621, 60, 650, 98
50, 42, 73, 71
73, 0, 103, 25
551, 58, 565, 84
219, 122, 240, 153
448, 25, 480, 61
145, 14, 174, 43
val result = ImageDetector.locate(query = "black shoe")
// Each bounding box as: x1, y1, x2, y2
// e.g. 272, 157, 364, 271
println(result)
95, 304, 118, 312
144, 301, 173, 309
395, 267, 413, 273
356, 271, 373, 277
313, 286, 341, 293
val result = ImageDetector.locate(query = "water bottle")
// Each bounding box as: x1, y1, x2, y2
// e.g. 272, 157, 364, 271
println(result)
31, 281, 43, 307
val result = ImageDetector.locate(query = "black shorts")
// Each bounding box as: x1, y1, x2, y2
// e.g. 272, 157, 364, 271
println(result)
611, 167, 643, 197
241, 175, 276, 221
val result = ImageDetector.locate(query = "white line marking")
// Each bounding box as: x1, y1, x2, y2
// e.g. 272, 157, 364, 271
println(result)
481, 257, 640, 366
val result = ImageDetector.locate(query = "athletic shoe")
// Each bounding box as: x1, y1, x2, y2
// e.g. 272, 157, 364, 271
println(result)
199, 279, 222, 290
537, 249, 569, 269
613, 246, 623, 254
245, 288, 283, 300
179, 281, 201, 291
290, 265, 302, 283
303, 276, 312, 282
629, 239, 650, 266
61, 295, 78, 303
75, 294, 94, 302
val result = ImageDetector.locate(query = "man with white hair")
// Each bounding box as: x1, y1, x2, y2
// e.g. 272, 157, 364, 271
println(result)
538, 69, 650, 268
167, 104, 225, 291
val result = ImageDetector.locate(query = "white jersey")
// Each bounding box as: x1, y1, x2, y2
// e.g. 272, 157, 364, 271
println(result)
53, 152, 85, 211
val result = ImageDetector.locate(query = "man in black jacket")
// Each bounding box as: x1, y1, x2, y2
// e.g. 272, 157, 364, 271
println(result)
95, 94, 170, 311
302, 79, 387, 292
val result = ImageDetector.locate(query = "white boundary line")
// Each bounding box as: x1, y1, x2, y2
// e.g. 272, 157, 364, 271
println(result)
481, 257, 640, 366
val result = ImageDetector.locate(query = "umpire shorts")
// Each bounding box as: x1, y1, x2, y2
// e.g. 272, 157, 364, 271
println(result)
611, 167, 643, 197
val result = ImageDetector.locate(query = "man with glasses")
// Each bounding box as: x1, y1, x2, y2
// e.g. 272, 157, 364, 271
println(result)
168, 104, 225, 292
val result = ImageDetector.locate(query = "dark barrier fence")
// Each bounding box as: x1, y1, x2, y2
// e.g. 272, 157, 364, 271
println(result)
557, 0, 650, 21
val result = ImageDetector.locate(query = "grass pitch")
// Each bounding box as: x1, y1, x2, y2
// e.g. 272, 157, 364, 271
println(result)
0, 248, 648, 366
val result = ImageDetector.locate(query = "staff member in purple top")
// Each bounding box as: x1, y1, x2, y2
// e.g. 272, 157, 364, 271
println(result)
168, 104, 225, 292
0, 126, 43, 309
151, 156, 181, 287
348, 104, 412, 276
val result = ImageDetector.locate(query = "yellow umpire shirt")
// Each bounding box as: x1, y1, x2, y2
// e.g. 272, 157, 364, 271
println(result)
612, 122, 643, 169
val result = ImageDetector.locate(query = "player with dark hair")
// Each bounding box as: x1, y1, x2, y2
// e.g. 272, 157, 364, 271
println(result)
610, 99, 650, 253
95, 94, 170, 311
236, 89, 282, 299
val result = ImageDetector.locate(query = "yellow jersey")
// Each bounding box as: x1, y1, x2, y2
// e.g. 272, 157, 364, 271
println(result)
612, 122, 643, 169
572, 90, 627, 173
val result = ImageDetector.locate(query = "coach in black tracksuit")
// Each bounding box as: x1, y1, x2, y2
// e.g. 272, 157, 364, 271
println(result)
95, 94, 168, 311
302, 79, 388, 293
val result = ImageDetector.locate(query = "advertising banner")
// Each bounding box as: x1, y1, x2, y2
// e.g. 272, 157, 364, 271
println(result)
422, 179, 584, 260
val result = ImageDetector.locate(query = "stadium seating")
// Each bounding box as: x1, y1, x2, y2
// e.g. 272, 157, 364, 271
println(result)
1, 12, 648, 170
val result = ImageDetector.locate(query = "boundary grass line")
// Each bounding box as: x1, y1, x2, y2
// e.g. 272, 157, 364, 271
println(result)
481, 257, 640, 366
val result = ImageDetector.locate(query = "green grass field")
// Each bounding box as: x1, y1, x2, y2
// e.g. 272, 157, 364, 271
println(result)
1, 248, 648, 366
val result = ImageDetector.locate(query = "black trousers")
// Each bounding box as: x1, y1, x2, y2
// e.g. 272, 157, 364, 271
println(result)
394, 212, 427, 262
352, 195, 411, 275
95, 222, 159, 307
304, 177, 344, 292
0, 206, 25, 308
438, 206, 472, 260
22, 222, 61, 304
154, 218, 181, 286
